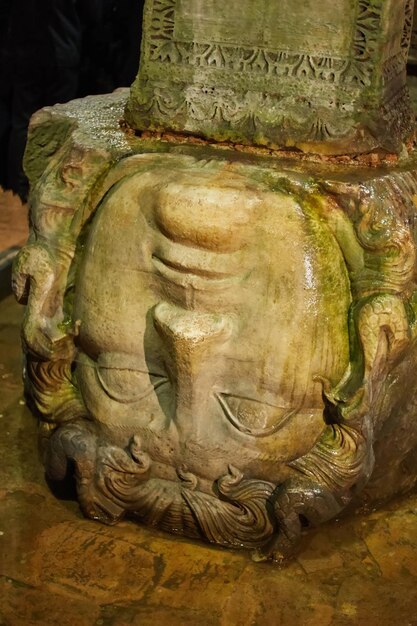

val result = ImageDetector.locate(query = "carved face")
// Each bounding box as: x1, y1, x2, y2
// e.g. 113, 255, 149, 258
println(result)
74, 157, 351, 487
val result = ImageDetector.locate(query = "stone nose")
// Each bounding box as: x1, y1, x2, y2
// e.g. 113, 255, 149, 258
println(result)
153, 301, 233, 436
154, 182, 259, 253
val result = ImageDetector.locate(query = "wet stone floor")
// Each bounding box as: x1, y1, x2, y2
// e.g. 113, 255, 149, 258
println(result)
1, 295, 417, 625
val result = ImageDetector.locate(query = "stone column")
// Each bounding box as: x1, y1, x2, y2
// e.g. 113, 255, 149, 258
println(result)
126, 0, 415, 155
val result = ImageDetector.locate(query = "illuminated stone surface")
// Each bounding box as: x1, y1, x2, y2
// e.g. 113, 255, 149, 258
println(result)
14, 91, 417, 560
126, 0, 415, 155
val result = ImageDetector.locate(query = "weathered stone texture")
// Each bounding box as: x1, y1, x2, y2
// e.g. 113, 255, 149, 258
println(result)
2, 294, 417, 625
13, 92, 417, 559
126, 0, 415, 155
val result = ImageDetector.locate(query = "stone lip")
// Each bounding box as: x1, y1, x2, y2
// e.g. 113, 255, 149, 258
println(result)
126, 0, 416, 157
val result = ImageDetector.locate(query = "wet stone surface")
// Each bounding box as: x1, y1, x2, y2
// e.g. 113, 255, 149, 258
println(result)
1, 293, 417, 625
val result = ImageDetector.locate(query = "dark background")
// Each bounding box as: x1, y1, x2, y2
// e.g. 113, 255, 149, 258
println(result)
0, 0, 145, 200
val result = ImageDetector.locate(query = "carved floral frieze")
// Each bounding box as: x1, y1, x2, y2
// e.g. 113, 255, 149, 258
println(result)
126, 0, 415, 154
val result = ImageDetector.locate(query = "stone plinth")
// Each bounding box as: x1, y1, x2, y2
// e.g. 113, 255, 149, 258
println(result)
14, 91, 417, 559
126, 0, 415, 155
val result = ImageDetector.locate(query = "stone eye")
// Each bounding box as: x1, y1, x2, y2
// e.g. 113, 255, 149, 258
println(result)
216, 392, 295, 437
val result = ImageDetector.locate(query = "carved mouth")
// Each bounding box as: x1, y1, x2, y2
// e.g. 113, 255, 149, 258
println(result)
152, 254, 246, 289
